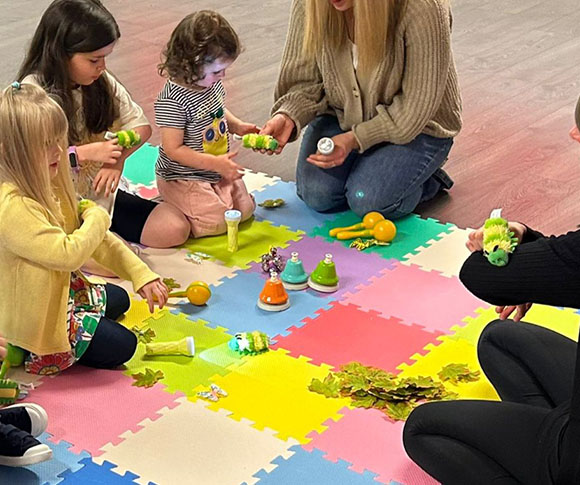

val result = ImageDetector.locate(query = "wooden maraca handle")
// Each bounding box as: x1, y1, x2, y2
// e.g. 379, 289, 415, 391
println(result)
329, 223, 364, 237
336, 229, 372, 240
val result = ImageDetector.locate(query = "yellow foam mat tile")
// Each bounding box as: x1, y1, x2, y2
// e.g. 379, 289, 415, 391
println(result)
193, 349, 350, 443
448, 305, 580, 346
397, 337, 499, 401
118, 301, 167, 330
95, 397, 298, 485
401, 226, 475, 278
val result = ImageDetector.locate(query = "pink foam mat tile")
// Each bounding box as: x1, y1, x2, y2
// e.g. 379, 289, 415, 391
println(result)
341, 262, 491, 334
273, 302, 443, 371
304, 407, 438, 485
246, 235, 397, 297
29, 366, 184, 457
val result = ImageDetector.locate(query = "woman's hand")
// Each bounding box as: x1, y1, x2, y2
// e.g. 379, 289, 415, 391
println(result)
214, 152, 243, 181
93, 165, 122, 197
77, 140, 122, 165
138, 279, 169, 313
260, 113, 296, 154
570, 126, 580, 143
496, 303, 532, 322
306, 131, 358, 169
466, 221, 527, 252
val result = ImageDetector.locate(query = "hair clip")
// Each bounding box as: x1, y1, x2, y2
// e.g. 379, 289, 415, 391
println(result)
11, 81, 21, 90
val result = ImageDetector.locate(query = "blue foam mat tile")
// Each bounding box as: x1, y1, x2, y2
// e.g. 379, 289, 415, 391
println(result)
170, 270, 335, 337
249, 445, 381, 485
0, 432, 91, 485
58, 458, 154, 484
254, 180, 343, 233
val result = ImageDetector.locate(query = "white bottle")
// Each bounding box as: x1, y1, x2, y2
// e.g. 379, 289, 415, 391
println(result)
317, 137, 335, 155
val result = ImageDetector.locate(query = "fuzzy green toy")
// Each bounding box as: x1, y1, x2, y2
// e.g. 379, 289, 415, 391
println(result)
105, 129, 141, 149
228, 331, 270, 355
236, 133, 279, 151
483, 209, 518, 267
77, 198, 96, 215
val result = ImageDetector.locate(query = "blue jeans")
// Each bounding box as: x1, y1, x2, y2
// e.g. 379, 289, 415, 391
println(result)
77, 283, 137, 369
296, 115, 454, 219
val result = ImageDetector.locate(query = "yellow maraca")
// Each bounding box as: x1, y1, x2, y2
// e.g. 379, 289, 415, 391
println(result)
336, 219, 397, 242
329, 211, 384, 237
169, 281, 211, 306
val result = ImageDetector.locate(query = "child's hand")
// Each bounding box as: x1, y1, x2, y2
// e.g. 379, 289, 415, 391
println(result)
93, 165, 123, 197
78, 199, 97, 220
77, 140, 122, 165
0, 334, 6, 360
214, 152, 243, 181
260, 114, 295, 154
138, 279, 169, 313
570, 126, 580, 143
234, 122, 260, 137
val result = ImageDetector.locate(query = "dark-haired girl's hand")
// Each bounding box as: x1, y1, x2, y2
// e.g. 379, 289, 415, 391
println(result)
77, 140, 122, 165
93, 165, 122, 197
260, 114, 295, 154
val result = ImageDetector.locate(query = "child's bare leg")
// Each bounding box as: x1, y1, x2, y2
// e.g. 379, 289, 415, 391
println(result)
140, 202, 191, 248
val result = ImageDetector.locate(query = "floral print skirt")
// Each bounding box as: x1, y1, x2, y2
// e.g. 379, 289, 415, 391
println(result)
25, 272, 107, 375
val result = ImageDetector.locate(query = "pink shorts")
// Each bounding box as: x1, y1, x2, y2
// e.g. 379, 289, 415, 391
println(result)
157, 177, 255, 237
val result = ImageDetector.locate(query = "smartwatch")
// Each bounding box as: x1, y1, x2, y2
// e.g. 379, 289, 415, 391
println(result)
67, 146, 79, 170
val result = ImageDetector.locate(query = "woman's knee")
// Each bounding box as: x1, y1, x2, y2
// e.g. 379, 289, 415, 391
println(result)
477, 319, 507, 365
346, 186, 421, 219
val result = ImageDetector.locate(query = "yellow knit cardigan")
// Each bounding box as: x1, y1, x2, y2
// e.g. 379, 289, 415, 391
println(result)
0, 183, 159, 355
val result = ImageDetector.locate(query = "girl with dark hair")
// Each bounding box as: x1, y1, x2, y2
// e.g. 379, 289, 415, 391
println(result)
18, 0, 191, 248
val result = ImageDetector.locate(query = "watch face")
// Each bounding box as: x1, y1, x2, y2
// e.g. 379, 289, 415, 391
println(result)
68, 151, 78, 168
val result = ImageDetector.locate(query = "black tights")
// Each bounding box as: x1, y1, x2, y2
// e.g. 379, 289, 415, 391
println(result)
404, 320, 574, 484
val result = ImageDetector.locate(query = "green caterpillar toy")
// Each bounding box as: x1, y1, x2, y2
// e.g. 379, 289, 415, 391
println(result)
482, 209, 518, 267
228, 331, 270, 355
0, 344, 26, 405
234, 133, 279, 151
105, 129, 141, 149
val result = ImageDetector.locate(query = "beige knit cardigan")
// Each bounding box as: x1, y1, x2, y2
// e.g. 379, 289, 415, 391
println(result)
272, 0, 462, 152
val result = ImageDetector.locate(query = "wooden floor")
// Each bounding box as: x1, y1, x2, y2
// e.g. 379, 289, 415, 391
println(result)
2, 0, 580, 234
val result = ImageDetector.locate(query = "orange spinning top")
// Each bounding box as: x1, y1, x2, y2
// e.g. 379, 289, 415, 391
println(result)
336, 219, 397, 242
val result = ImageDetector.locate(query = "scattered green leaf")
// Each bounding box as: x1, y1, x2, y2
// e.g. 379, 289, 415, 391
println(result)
438, 363, 481, 385
258, 198, 285, 208
131, 326, 156, 344
162, 278, 181, 290
131, 368, 164, 388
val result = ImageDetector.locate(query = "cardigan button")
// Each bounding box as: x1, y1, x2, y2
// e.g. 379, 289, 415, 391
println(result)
353, 88, 360, 98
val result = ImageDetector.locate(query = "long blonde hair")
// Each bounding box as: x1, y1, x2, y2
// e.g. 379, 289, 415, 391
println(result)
0, 83, 78, 227
303, 0, 404, 76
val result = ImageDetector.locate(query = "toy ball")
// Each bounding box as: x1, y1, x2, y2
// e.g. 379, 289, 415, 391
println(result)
185, 281, 211, 306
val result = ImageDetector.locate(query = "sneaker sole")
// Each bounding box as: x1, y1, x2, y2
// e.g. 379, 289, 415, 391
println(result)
3, 403, 48, 437
0, 444, 52, 467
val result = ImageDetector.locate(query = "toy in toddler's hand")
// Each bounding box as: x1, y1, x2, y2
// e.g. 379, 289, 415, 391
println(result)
482, 208, 518, 267
233, 133, 279, 151
104, 129, 141, 148
228, 331, 270, 355
77, 198, 97, 215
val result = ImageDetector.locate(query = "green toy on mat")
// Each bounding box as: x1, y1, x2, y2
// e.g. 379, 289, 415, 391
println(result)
233, 133, 279, 151
0, 344, 26, 404
228, 331, 270, 355
104, 129, 141, 149
482, 208, 518, 267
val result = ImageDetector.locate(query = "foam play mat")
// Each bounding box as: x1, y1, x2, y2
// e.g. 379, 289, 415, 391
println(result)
3, 144, 578, 484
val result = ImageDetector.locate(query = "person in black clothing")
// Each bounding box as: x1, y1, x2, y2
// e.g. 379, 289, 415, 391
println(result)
402, 100, 580, 485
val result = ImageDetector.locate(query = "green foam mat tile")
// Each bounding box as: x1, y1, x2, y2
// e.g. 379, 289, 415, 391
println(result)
123, 143, 158, 187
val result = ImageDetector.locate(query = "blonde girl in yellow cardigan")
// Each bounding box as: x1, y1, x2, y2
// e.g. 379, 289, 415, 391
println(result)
0, 83, 168, 375
263, 0, 462, 219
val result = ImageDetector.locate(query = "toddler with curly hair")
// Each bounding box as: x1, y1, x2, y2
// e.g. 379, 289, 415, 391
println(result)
154, 10, 258, 237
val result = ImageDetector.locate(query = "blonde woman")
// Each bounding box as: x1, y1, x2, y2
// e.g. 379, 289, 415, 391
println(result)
0, 82, 168, 375
262, 0, 461, 218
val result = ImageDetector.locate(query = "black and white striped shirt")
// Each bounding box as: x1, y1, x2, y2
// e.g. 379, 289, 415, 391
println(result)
155, 80, 229, 182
